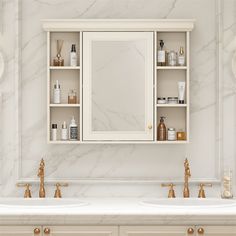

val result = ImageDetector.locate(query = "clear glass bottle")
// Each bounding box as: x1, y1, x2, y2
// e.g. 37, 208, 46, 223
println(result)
221, 168, 233, 199
68, 89, 77, 104
178, 46, 185, 66
168, 50, 177, 66
157, 40, 166, 66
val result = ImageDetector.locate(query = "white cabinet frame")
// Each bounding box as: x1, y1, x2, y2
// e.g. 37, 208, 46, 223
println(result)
82, 31, 154, 141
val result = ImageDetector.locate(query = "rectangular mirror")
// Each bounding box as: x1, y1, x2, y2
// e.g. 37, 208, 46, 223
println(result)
83, 32, 153, 141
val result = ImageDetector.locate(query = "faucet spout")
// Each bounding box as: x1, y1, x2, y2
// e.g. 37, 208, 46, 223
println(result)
38, 158, 46, 198
183, 158, 191, 198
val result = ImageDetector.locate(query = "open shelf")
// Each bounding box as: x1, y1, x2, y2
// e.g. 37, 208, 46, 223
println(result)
50, 104, 80, 107
49, 140, 81, 144
156, 104, 187, 107
155, 140, 188, 144
50, 66, 80, 70
156, 66, 187, 70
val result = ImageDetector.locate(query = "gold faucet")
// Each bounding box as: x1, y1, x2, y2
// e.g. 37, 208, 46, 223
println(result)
183, 158, 191, 198
38, 158, 46, 198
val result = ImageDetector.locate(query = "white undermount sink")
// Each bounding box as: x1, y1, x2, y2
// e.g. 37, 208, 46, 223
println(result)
141, 198, 236, 208
0, 198, 88, 208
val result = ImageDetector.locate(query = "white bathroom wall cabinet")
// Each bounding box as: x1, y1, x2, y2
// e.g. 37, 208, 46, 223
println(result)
43, 19, 194, 144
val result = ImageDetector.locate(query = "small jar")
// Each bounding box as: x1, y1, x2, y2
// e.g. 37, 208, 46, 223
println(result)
168, 128, 176, 141
157, 97, 166, 104
177, 131, 186, 140
168, 50, 177, 66
221, 168, 233, 199
167, 97, 178, 104
68, 89, 77, 104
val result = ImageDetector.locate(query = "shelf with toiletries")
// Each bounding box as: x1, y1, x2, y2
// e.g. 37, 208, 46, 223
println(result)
156, 32, 187, 67
50, 107, 80, 142
50, 70, 80, 105
155, 31, 189, 142
50, 32, 80, 67
156, 70, 187, 105
156, 107, 187, 142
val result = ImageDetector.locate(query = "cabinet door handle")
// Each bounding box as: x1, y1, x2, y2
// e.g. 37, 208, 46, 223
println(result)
187, 228, 194, 234
148, 124, 152, 129
44, 228, 51, 234
198, 228, 204, 234
34, 228, 41, 235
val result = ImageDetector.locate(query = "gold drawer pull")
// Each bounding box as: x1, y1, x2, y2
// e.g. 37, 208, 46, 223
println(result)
34, 228, 41, 235
187, 228, 194, 234
44, 228, 51, 234
198, 228, 204, 234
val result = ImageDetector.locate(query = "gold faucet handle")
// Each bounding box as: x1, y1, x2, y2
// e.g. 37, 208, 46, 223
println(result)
54, 182, 68, 198
161, 183, 176, 198
16, 183, 32, 198
198, 183, 212, 198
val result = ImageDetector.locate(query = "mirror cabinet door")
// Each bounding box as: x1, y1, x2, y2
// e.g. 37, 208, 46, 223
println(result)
83, 32, 153, 141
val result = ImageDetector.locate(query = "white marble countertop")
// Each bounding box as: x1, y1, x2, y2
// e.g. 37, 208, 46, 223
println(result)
1, 198, 236, 225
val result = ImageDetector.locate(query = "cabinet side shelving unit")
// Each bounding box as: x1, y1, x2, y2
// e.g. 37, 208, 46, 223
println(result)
155, 31, 189, 143
47, 31, 81, 144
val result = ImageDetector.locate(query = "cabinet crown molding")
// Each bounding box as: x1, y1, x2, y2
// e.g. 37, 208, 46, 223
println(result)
42, 19, 195, 32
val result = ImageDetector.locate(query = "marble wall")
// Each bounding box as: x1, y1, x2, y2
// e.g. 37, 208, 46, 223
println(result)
0, 0, 235, 198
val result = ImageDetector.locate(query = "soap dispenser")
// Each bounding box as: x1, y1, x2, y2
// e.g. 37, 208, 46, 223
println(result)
157, 116, 167, 141
69, 116, 78, 140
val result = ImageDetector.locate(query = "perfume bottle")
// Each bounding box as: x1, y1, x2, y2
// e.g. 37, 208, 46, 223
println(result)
157, 40, 166, 66
68, 89, 77, 104
53, 40, 64, 66
221, 168, 233, 199
178, 46, 185, 66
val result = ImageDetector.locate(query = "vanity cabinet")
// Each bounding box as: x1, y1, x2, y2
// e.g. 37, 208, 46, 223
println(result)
1, 225, 236, 236
42, 19, 194, 144
120, 226, 191, 236
41, 226, 118, 236
0, 226, 41, 236
120, 226, 236, 236
0, 226, 118, 236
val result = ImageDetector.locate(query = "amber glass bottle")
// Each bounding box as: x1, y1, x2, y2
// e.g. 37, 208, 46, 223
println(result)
157, 116, 167, 141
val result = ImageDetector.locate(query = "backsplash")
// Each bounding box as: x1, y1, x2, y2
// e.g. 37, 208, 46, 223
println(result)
0, 0, 235, 197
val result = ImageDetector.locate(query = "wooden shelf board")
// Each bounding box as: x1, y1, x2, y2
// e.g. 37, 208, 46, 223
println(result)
156, 104, 187, 107
155, 140, 188, 144
49, 140, 81, 144
50, 104, 80, 107
49, 66, 80, 70
156, 66, 187, 70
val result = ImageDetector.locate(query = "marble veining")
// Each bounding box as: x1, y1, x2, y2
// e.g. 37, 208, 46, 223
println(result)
0, 0, 235, 198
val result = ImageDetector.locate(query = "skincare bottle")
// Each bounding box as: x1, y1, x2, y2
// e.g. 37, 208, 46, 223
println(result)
69, 116, 78, 140
61, 121, 68, 140
70, 44, 77, 67
68, 89, 77, 104
157, 40, 166, 66
157, 116, 167, 141
51, 124, 57, 141
53, 80, 61, 104
178, 81, 185, 104
178, 47, 185, 66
